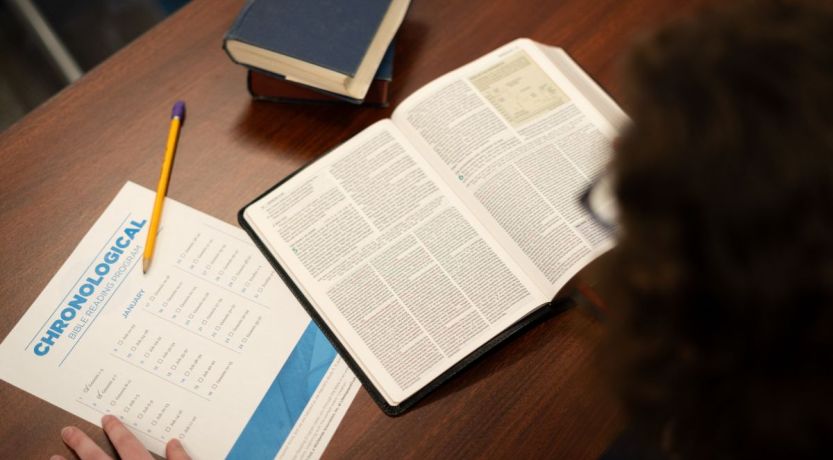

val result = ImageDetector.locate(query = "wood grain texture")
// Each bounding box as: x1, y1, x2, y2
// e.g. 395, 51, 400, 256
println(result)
0, 0, 713, 458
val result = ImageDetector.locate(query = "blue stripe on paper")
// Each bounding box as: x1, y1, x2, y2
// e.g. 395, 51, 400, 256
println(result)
226, 321, 337, 459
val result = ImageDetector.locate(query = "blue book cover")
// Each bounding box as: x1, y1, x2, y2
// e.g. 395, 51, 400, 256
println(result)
225, 0, 394, 77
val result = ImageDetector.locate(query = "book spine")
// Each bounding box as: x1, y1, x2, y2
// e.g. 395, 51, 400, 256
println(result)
221, 0, 258, 63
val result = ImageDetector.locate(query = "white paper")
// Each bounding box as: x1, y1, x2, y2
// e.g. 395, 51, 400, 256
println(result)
0, 182, 357, 459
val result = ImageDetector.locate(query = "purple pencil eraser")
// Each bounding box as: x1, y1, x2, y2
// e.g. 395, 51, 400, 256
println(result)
171, 100, 186, 122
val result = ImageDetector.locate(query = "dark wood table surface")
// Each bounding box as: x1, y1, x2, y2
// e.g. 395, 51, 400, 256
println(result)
0, 0, 712, 458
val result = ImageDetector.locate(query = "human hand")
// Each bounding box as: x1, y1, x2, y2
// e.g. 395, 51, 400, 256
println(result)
51, 415, 191, 460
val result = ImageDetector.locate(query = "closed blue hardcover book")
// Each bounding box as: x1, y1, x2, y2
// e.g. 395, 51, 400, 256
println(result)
225, 0, 394, 77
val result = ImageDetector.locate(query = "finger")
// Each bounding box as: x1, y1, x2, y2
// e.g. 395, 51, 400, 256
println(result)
49, 456, 67, 460
166, 438, 192, 460
60, 426, 112, 460
101, 415, 153, 460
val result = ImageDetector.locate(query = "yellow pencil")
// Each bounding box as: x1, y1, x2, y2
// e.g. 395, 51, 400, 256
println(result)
143, 101, 185, 274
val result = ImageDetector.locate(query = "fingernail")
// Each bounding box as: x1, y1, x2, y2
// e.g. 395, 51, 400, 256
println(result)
101, 414, 114, 425
60, 426, 73, 440
169, 438, 181, 448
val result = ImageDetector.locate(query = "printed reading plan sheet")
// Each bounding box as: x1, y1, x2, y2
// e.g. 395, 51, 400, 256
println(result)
0, 182, 359, 459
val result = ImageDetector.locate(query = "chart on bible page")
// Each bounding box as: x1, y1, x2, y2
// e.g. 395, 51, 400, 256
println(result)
469, 49, 569, 127
0, 182, 359, 459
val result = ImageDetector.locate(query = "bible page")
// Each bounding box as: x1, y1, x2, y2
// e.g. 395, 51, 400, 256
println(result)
391, 38, 628, 297
243, 120, 547, 406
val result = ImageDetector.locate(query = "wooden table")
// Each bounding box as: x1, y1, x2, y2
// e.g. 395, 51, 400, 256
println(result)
0, 0, 711, 458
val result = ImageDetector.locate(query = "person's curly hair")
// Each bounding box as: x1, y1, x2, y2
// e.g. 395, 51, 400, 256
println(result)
605, 1, 833, 458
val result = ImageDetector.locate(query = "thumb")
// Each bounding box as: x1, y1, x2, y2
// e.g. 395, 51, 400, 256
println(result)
166, 438, 192, 460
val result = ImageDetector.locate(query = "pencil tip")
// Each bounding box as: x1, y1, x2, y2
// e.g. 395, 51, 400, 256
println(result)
143, 259, 149, 274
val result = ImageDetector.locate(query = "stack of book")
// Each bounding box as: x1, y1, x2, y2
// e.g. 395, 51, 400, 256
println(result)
224, 0, 410, 107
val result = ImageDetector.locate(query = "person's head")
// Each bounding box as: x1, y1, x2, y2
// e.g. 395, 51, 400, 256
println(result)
606, 0, 833, 457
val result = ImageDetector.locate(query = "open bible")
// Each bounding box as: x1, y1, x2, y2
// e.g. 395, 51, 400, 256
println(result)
239, 38, 627, 415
